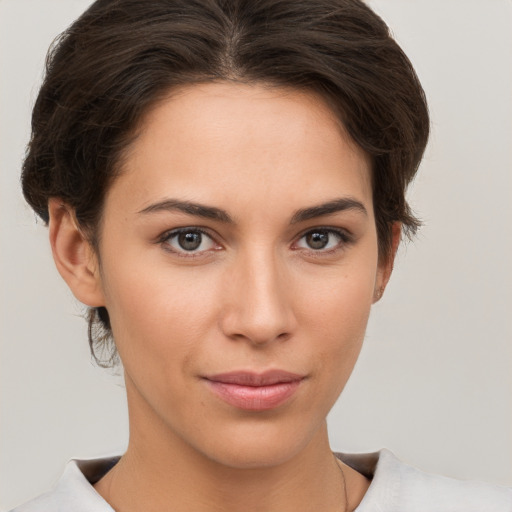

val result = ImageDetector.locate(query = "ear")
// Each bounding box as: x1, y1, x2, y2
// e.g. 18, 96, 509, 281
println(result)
373, 222, 401, 303
48, 199, 105, 307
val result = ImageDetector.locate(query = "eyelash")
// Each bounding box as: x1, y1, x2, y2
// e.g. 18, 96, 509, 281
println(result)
292, 227, 353, 255
157, 227, 220, 258
157, 226, 353, 258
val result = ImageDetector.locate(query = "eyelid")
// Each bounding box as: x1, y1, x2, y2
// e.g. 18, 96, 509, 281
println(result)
294, 225, 353, 241
157, 226, 222, 256
157, 226, 205, 243
155, 225, 353, 258
292, 226, 354, 252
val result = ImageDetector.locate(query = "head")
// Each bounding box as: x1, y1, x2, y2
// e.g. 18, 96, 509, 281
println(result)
22, 0, 429, 469
23, 0, 427, 407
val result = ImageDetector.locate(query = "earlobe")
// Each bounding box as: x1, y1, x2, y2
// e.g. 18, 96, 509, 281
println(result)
373, 222, 401, 303
48, 199, 105, 307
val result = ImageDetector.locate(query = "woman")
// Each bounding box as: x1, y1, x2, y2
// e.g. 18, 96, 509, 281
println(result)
6, 0, 511, 510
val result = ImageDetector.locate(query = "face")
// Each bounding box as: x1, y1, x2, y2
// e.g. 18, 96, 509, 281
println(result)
91, 82, 390, 468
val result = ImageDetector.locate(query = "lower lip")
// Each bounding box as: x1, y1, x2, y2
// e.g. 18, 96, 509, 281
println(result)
205, 380, 302, 411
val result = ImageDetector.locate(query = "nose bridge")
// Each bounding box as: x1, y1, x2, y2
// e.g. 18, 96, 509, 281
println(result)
221, 244, 295, 344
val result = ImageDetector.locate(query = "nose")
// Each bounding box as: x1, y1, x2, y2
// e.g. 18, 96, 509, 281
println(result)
219, 249, 297, 346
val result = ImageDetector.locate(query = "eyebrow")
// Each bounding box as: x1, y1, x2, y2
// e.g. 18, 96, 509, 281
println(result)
138, 199, 233, 223
290, 197, 367, 224
138, 197, 367, 224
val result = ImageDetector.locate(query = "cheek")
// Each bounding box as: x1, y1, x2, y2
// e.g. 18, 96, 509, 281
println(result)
300, 255, 377, 333
100, 253, 220, 368
297, 253, 378, 378
311, 284, 371, 372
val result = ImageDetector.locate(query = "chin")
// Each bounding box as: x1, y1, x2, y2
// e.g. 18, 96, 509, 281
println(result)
192, 415, 326, 470
206, 442, 304, 470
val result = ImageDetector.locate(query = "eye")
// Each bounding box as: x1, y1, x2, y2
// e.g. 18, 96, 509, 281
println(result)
160, 228, 219, 255
294, 228, 350, 252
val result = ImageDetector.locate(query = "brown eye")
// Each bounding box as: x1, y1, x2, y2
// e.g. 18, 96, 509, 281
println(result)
305, 231, 330, 250
295, 228, 350, 252
162, 228, 218, 254
178, 231, 203, 251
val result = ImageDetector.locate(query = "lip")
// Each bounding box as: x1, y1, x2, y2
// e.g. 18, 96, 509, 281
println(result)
203, 370, 304, 411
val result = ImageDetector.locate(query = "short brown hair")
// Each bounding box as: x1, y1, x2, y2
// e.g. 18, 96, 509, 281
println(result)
22, 0, 429, 365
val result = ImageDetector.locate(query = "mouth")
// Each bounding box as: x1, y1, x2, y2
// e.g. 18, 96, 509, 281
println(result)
203, 370, 305, 411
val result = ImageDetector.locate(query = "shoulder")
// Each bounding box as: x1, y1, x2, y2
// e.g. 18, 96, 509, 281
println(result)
9, 457, 118, 512
339, 449, 512, 512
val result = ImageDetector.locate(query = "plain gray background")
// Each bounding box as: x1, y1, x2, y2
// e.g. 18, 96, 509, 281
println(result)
1, 0, 511, 510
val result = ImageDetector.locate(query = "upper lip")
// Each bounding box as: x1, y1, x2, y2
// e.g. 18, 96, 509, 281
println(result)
204, 370, 304, 386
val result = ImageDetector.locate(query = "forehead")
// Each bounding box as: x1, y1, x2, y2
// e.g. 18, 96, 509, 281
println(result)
110, 82, 373, 217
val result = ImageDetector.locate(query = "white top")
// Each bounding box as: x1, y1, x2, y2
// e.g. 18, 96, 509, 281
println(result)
11, 449, 512, 511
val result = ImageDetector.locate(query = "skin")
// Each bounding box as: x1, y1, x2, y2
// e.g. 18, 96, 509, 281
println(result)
49, 82, 399, 512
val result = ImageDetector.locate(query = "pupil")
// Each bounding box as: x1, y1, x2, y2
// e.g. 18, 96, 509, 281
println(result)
307, 231, 328, 249
178, 232, 202, 251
